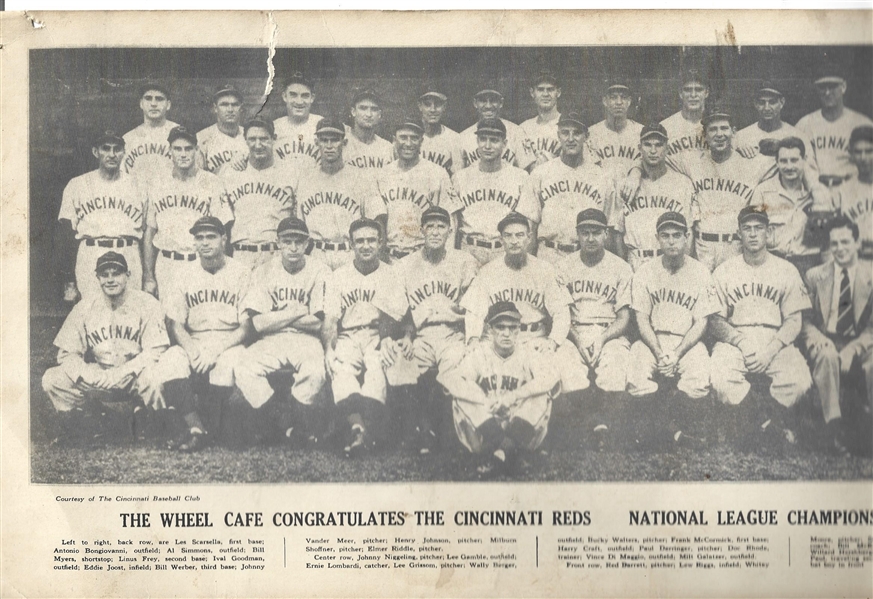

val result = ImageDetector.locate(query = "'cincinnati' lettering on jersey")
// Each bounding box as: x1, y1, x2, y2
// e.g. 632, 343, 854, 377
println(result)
421, 149, 451, 169
151, 194, 212, 217
649, 288, 699, 311
185, 288, 241, 309
478, 373, 520, 393
84, 323, 143, 348
532, 137, 561, 157
592, 144, 640, 163
539, 179, 602, 204
845, 197, 872, 223
226, 181, 294, 205
461, 147, 519, 168
692, 178, 755, 200
722, 281, 785, 308
380, 186, 431, 209
564, 279, 618, 303
624, 194, 684, 216
276, 139, 320, 162
206, 149, 238, 173
667, 135, 706, 156
460, 188, 520, 210
270, 286, 311, 309
488, 288, 545, 310
340, 288, 376, 312
124, 142, 172, 173
74, 196, 143, 224
811, 135, 849, 153
408, 280, 461, 308
348, 156, 390, 169
299, 192, 361, 218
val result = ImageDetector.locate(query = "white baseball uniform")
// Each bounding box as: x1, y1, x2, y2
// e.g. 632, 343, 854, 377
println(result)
235, 256, 330, 408
122, 121, 178, 183
59, 171, 146, 299
520, 113, 562, 165
556, 250, 633, 391
733, 121, 813, 173
711, 253, 813, 406
660, 112, 706, 158
750, 176, 819, 260
628, 256, 718, 399
458, 119, 536, 171
42, 289, 169, 412
196, 124, 248, 175
832, 177, 873, 258
587, 120, 644, 179
344, 128, 395, 170
273, 114, 323, 168
420, 124, 464, 175
795, 108, 873, 179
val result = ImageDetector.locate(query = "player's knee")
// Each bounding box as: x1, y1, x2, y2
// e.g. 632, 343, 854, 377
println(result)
41, 367, 61, 395
477, 418, 504, 455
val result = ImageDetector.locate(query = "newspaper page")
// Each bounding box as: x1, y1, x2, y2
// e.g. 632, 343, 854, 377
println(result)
1, 10, 872, 599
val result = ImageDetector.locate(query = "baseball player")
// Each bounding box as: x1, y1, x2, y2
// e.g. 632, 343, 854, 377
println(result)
295, 118, 386, 270
460, 211, 589, 394
587, 79, 644, 180
382, 206, 479, 453
627, 212, 718, 447
196, 84, 249, 175
418, 84, 464, 176
122, 83, 178, 183
795, 63, 873, 186
530, 112, 610, 265
660, 69, 708, 158
221, 118, 297, 271
458, 84, 536, 172
273, 72, 323, 168
734, 82, 811, 173
58, 130, 146, 302
322, 218, 407, 457
452, 118, 541, 265
376, 118, 461, 261
142, 126, 232, 300
234, 217, 331, 445
157, 216, 252, 452
709, 206, 813, 445
520, 71, 563, 168
42, 251, 169, 444
344, 89, 395, 170
831, 126, 873, 260
609, 123, 694, 271
437, 301, 560, 478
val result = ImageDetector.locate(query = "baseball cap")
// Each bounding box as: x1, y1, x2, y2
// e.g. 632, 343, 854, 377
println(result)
138, 81, 171, 99
315, 118, 346, 138
189, 215, 225, 236
277, 217, 309, 237
849, 125, 873, 148
486, 301, 522, 325
604, 79, 631, 94
421, 206, 451, 226
167, 126, 198, 145
243, 118, 275, 137
351, 88, 381, 107
284, 71, 314, 91
476, 118, 507, 138
394, 118, 424, 135
681, 69, 708, 87
814, 61, 846, 85
656, 211, 688, 232
640, 123, 668, 141
95, 251, 128, 273
701, 104, 732, 126
92, 129, 125, 147
532, 70, 559, 87
474, 83, 503, 100
349, 217, 382, 239
738, 205, 769, 226
557, 112, 588, 133
497, 211, 530, 233
213, 84, 244, 103
756, 81, 783, 99
576, 208, 608, 229
419, 83, 447, 102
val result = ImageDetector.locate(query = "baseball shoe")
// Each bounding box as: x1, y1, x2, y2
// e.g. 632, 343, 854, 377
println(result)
673, 430, 706, 450
475, 456, 504, 480
591, 424, 609, 451
825, 420, 850, 456
177, 431, 207, 453
344, 425, 368, 458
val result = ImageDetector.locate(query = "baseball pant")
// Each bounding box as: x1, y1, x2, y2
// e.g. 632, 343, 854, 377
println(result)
385, 325, 466, 386
155, 331, 246, 387
234, 331, 326, 409
695, 237, 740, 272
519, 328, 588, 393
42, 361, 161, 412
154, 252, 196, 301
806, 336, 873, 423
232, 247, 276, 271
461, 240, 504, 267
711, 327, 812, 407
452, 390, 553, 454
627, 333, 711, 399
75, 240, 142, 300
308, 247, 353, 271
535, 244, 575, 266
569, 324, 630, 392
331, 328, 387, 404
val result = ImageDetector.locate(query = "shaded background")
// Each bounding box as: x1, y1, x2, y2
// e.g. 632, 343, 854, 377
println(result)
29, 45, 873, 312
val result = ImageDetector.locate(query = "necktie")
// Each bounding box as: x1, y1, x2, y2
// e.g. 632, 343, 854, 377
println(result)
836, 267, 855, 337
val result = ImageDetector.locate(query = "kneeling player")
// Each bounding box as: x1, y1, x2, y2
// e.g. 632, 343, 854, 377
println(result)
438, 302, 560, 478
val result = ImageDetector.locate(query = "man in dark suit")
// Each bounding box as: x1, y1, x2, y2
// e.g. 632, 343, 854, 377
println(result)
802, 215, 873, 454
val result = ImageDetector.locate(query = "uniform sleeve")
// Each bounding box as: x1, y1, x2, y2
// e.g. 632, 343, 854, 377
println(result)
141, 298, 170, 352
604, 183, 625, 232
511, 129, 536, 171
360, 172, 387, 219
459, 271, 487, 318
614, 262, 633, 311
235, 267, 253, 321
665, 151, 692, 179
448, 171, 465, 214
209, 177, 234, 224
52, 304, 87, 356
543, 266, 573, 314
165, 280, 190, 324
631, 269, 653, 315
144, 195, 157, 229
324, 271, 343, 321
437, 170, 463, 215
372, 266, 408, 322
449, 137, 465, 177
712, 266, 731, 318
309, 263, 329, 317
58, 179, 79, 226
693, 269, 722, 319
241, 264, 274, 315
781, 264, 813, 317
514, 171, 541, 224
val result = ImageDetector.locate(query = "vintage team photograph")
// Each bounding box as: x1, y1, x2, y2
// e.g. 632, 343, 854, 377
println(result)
28, 44, 873, 484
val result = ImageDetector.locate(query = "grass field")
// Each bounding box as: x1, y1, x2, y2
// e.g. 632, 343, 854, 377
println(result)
29, 313, 873, 485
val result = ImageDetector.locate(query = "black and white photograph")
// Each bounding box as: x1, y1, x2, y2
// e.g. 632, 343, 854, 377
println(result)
28, 43, 873, 484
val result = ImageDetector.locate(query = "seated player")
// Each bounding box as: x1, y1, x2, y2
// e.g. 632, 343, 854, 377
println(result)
157, 216, 252, 452
42, 251, 168, 444
234, 217, 331, 446
438, 301, 560, 479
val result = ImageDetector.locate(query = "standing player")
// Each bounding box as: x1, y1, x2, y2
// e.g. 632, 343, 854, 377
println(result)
322, 219, 407, 457
273, 72, 323, 168
734, 82, 810, 172
627, 212, 718, 446
660, 69, 708, 158
234, 217, 331, 445
295, 118, 386, 270
122, 83, 178, 182
452, 118, 540, 265
587, 80, 644, 179
520, 71, 563, 167
58, 130, 146, 302
832, 126, 873, 260
418, 84, 464, 176
196, 84, 249, 175
458, 84, 536, 172
610, 123, 694, 271
710, 206, 813, 444
142, 126, 232, 299
438, 301, 560, 478
221, 118, 296, 271
344, 89, 395, 170
530, 112, 609, 265
796, 63, 873, 185
42, 251, 168, 444
376, 118, 460, 261
156, 216, 252, 452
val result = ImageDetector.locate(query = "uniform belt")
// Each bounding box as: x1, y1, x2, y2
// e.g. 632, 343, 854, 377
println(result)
311, 240, 349, 252
340, 324, 378, 333
632, 248, 663, 258
519, 322, 544, 333
694, 231, 738, 243
233, 242, 277, 252
160, 249, 197, 261
389, 246, 420, 260
464, 236, 502, 249
736, 323, 779, 330
819, 174, 847, 188
540, 239, 579, 253
84, 237, 137, 248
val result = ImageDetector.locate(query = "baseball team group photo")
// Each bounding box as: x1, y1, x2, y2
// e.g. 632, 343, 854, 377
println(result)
28, 45, 872, 483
